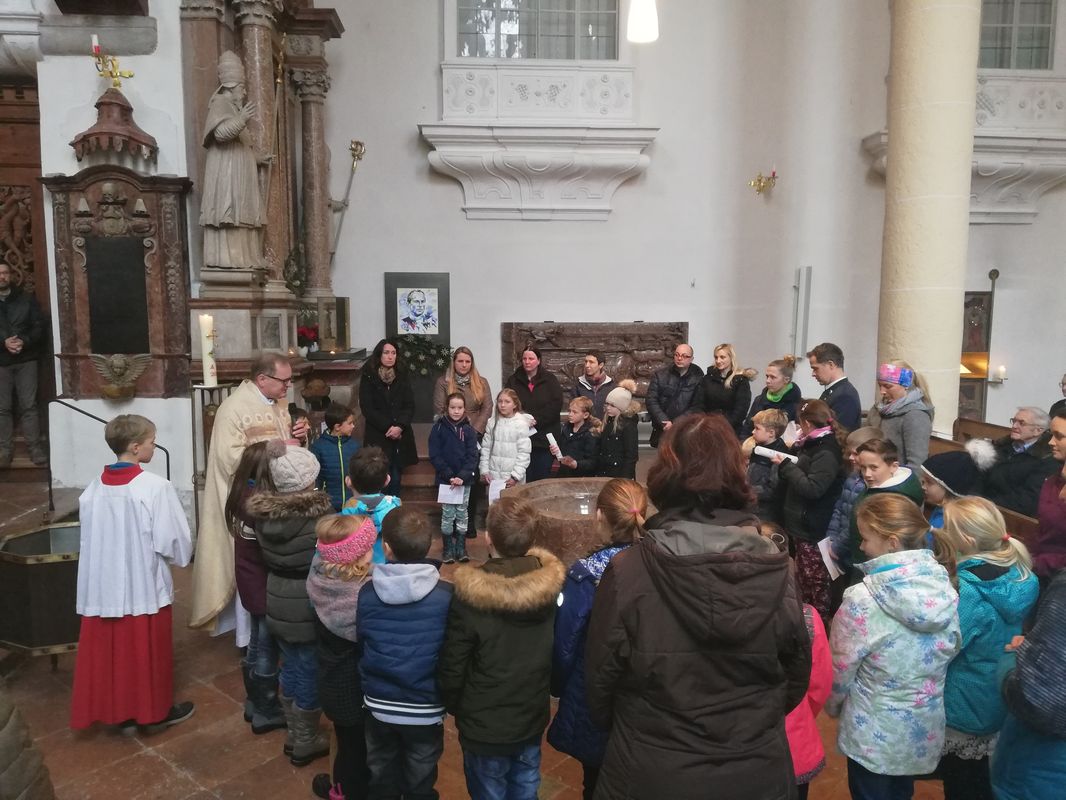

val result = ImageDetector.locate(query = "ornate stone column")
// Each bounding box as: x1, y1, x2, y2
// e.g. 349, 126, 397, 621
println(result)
877, 0, 981, 435
232, 0, 287, 282
180, 0, 232, 277
291, 68, 332, 297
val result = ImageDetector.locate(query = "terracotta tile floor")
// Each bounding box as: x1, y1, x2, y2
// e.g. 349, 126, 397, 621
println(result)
1, 471, 944, 799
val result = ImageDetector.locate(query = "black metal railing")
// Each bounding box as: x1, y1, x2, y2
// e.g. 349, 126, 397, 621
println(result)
46, 399, 171, 512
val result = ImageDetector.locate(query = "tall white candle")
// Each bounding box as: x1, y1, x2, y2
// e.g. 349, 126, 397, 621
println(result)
198, 314, 217, 387
92, 34, 100, 54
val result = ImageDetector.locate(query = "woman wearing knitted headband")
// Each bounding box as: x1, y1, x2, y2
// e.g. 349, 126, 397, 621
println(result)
867, 359, 934, 468
548, 479, 647, 799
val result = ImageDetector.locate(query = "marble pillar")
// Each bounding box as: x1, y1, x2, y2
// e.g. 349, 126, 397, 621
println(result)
877, 0, 981, 435
180, 0, 232, 277
292, 68, 332, 297
233, 0, 288, 283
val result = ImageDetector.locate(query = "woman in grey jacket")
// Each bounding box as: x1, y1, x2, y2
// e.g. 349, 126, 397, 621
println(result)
866, 360, 934, 468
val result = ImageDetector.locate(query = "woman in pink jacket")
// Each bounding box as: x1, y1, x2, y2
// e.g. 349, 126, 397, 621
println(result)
785, 603, 832, 798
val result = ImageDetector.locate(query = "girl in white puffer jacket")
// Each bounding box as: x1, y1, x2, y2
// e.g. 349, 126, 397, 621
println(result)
479, 388, 534, 487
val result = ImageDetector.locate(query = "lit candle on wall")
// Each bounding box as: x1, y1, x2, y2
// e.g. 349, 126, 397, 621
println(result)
92, 34, 100, 55
199, 314, 217, 387
997, 365, 1007, 381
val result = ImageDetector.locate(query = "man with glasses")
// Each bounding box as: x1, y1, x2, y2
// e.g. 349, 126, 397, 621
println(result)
646, 343, 703, 448
979, 406, 1058, 517
1051, 374, 1066, 419
190, 352, 310, 634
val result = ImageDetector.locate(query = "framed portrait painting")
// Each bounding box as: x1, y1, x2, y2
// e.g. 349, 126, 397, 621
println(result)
384, 272, 450, 345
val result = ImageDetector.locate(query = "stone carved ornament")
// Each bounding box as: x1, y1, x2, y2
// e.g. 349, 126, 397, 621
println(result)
89, 353, 153, 399
71, 181, 156, 273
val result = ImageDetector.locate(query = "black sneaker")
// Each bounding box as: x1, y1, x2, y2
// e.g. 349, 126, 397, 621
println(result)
147, 701, 195, 731
311, 773, 332, 799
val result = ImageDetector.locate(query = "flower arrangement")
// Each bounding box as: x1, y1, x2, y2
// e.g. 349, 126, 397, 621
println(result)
395, 334, 452, 376
297, 324, 319, 347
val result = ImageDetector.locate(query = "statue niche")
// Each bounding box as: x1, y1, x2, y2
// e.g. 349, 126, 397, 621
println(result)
200, 50, 265, 271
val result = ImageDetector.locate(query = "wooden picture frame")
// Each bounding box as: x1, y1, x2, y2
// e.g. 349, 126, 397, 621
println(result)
384, 272, 450, 345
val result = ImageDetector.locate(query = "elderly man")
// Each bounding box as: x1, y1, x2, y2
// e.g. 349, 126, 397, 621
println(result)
189, 352, 309, 633
980, 407, 1058, 517
806, 342, 861, 432
0, 263, 47, 466
571, 350, 614, 419
646, 343, 704, 447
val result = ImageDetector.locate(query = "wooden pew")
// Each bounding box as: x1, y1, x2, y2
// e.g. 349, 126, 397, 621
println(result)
954, 418, 1010, 443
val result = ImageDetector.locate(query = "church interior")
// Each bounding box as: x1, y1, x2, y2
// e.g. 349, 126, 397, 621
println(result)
1, 0, 1065, 798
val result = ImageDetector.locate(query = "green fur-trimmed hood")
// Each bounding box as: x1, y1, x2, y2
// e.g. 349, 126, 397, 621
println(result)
246, 488, 334, 520
452, 546, 565, 616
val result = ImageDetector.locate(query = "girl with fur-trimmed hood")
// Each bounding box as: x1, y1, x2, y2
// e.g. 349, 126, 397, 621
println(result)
438, 496, 566, 799
247, 441, 334, 768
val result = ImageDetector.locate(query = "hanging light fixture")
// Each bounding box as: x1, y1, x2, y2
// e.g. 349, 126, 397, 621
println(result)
626, 0, 659, 43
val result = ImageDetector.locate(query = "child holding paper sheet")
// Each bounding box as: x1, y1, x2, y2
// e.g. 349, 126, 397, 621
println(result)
429, 392, 480, 563
480, 389, 534, 498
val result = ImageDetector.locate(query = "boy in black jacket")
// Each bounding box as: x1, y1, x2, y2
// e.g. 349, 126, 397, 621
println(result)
745, 408, 791, 523
439, 497, 566, 799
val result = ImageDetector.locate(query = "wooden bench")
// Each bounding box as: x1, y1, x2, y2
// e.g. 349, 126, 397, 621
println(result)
954, 418, 1010, 443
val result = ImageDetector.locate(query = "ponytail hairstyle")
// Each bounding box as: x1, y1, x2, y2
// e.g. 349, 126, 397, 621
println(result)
942, 496, 1033, 584
798, 398, 847, 449
569, 396, 603, 436
596, 478, 648, 546
768, 354, 797, 381
856, 491, 949, 557
224, 441, 276, 537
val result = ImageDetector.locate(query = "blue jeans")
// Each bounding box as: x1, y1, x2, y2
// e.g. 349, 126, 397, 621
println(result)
847, 758, 914, 800
243, 614, 278, 678
277, 639, 318, 710
463, 743, 541, 800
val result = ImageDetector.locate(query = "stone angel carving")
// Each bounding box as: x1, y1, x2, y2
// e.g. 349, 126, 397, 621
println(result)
89, 353, 153, 399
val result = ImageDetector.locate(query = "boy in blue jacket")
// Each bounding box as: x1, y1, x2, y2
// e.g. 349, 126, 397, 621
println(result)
310, 402, 360, 511
428, 392, 479, 563
342, 446, 401, 565
357, 509, 453, 800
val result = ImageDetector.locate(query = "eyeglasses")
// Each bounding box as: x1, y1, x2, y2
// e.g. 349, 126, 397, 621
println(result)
262, 374, 293, 386
1009, 418, 1041, 428
674, 353, 693, 359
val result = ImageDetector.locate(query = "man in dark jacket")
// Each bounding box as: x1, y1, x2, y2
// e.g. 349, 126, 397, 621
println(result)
571, 351, 614, 419
646, 343, 704, 447
0, 263, 47, 465
807, 342, 862, 432
980, 407, 1058, 517
358, 509, 453, 799
438, 496, 566, 799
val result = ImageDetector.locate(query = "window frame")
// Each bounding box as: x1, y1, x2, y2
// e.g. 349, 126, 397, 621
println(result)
444, 0, 634, 64
979, 0, 1060, 73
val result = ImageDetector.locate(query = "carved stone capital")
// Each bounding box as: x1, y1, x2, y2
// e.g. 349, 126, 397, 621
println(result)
291, 68, 330, 101
232, 0, 282, 27
286, 34, 323, 59
180, 0, 225, 21
420, 124, 657, 221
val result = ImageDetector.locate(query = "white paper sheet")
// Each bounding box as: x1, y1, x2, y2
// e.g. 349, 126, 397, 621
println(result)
818, 536, 843, 580
437, 484, 466, 504
488, 478, 508, 505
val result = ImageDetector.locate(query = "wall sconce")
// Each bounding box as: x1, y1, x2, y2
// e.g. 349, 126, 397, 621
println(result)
748, 169, 777, 195
627, 0, 659, 43
987, 364, 1007, 385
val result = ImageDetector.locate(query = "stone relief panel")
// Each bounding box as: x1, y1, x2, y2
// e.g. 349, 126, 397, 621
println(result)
501, 322, 688, 407
976, 76, 1066, 131
0, 185, 34, 292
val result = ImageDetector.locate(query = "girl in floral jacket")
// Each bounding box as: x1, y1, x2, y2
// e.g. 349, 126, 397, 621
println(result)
826, 493, 961, 800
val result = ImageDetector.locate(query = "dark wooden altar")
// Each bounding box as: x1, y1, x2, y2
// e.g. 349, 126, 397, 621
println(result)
42, 165, 192, 398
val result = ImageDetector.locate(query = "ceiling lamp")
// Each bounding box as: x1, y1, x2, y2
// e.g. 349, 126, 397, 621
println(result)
627, 0, 659, 43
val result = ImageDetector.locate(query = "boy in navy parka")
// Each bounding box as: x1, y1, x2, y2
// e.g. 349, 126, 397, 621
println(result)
357, 509, 453, 800
428, 392, 479, 563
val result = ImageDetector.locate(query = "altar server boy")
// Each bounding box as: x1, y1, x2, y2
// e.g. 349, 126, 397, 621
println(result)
70, 414, 195, 731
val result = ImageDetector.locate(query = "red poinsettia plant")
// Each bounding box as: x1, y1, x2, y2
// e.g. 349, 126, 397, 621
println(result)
297, 324, 319, 347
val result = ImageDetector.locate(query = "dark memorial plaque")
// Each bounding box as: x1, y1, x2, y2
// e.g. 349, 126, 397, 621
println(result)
85, 236, 150, 354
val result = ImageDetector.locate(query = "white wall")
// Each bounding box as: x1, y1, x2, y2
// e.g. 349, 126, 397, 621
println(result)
324, 0, 892, 403
37, 0, 194, 493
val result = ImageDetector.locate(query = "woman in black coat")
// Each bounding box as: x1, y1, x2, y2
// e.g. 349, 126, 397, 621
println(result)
358, 339, 417, 494
506, 346, 564, 482
741, 354, 803, 439
700, 343, 755, 437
